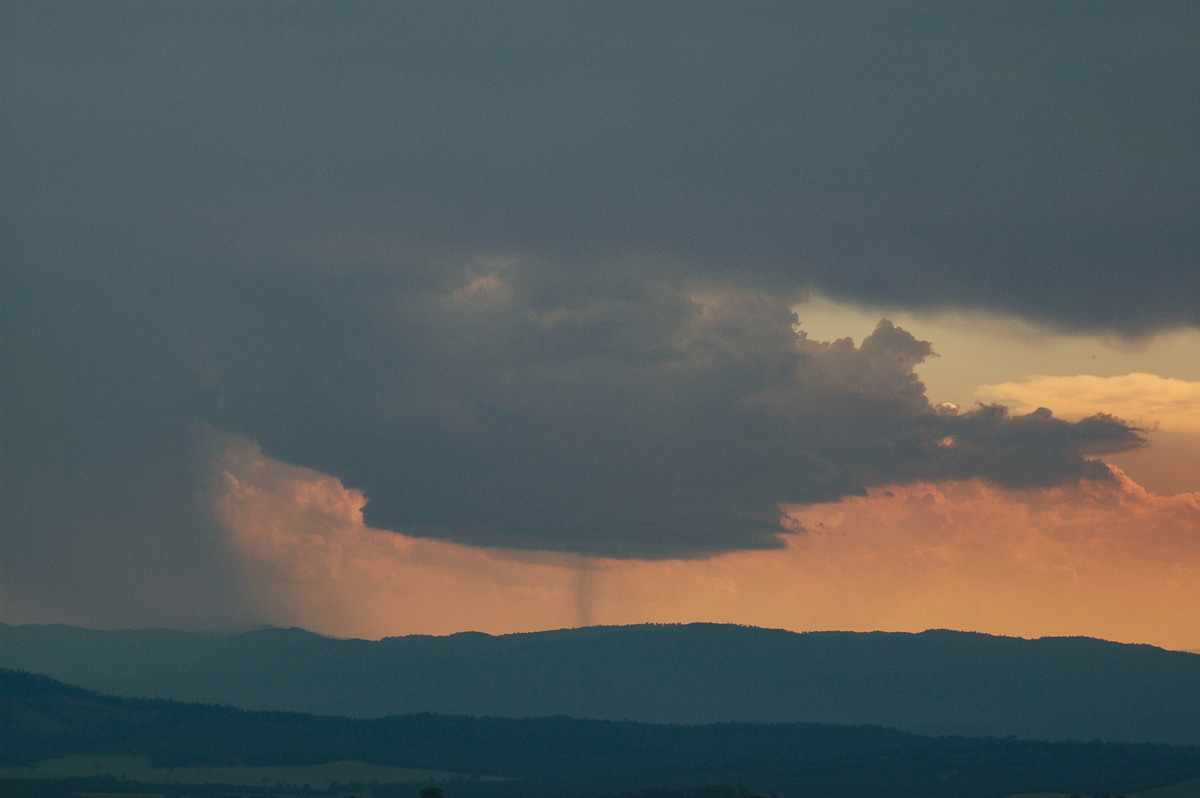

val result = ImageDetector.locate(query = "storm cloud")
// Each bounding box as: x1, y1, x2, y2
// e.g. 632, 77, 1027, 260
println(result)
0, 2, 1189, 622
6, 2, 1198, 330
5, 249, 1145, 560
212, 263, 1141, 557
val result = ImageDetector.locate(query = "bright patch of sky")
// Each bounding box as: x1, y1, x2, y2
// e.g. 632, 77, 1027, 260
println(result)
793, 294, 1200, 493
794, 294, 1200, 405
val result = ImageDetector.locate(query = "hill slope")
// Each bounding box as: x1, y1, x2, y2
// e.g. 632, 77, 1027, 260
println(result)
2, 622, 1199, 744
3, 668, 1200, 798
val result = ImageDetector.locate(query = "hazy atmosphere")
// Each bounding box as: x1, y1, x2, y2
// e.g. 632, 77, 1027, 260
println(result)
3, 2, 1199, 649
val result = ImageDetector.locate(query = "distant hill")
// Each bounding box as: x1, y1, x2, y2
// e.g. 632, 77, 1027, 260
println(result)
3, 668, 1200, 798
2, 622, 1198, 745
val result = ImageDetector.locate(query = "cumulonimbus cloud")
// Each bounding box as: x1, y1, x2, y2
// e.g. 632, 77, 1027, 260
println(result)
198, 258, 1145, 558
5, 1, 1193, 628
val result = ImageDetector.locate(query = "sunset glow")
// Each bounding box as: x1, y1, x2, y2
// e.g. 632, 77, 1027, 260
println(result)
215, 435, 1200, 650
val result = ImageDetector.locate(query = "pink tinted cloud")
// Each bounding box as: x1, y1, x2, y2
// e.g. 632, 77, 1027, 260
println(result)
214, 437, 1200, 650
213, 436, 589, 637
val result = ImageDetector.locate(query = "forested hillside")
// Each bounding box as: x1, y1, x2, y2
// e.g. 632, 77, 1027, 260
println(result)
4, 668, 1200, 798
3, 622, 1199, 745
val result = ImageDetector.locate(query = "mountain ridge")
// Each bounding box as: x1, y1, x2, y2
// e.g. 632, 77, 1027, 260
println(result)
2, 622, 1197, 745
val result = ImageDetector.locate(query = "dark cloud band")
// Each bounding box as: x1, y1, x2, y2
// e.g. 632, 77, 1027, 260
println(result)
6, 2, 1199, 333
194, 260, 1143, 557
0, 2, 1180, 625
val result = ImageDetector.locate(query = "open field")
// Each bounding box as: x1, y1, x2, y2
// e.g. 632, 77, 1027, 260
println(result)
1004, 783, 1200, 798
0, 755, 491, 790
1134, 780, 1200, 798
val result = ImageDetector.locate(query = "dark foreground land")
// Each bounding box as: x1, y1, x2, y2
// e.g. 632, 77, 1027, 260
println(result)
4, 668, 1200, 798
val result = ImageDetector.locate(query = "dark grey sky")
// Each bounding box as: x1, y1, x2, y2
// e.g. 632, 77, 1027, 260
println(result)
2, 2, 1194, 627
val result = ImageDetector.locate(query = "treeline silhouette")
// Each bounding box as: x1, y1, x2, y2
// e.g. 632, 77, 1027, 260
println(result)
3, 669, 1200, 798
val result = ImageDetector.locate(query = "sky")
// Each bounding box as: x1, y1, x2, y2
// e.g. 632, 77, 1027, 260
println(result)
3, 2, 1199, 650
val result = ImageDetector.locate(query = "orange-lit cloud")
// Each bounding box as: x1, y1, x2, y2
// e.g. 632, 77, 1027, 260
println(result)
976, 372, 1200, 494
213, 436, 590, 637
214, 437, 1200, 651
